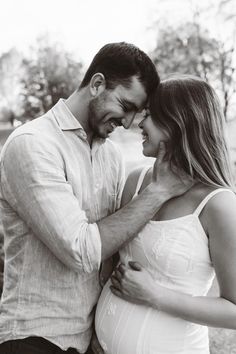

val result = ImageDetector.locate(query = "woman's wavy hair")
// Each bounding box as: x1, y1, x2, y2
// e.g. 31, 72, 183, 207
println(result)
149, 74, 234, 189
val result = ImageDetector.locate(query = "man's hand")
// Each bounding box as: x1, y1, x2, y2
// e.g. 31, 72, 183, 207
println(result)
110, 262, 160, 307
99, 253, 120, 287
90, 332, 104, 354
152, 141, 194, 198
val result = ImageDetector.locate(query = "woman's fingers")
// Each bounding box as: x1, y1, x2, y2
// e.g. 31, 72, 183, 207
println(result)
117, 263, 126, 275
110, 286, 123, 298
128, 261, 142, 271
110, 274, 121, 289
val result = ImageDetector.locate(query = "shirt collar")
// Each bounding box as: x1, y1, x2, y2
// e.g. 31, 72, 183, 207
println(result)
51, 99, 106, 146
52, 98, 85, 131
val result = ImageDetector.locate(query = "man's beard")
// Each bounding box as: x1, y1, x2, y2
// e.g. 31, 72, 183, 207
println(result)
88, 95, 107, 139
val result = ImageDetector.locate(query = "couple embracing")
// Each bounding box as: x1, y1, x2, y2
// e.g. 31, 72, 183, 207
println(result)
0, 42, 236, 354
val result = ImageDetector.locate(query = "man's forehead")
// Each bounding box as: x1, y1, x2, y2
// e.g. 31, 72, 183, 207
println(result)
117, 78, 147, 108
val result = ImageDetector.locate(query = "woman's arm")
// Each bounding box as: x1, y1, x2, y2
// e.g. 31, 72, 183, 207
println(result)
111, 191, 236, 329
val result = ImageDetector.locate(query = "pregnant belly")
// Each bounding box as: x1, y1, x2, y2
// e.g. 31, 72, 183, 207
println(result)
95, 281, 151, 354
95, 281, 209, 354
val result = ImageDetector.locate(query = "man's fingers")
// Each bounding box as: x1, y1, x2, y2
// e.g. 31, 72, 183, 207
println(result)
156, 141, 166, 164
91, 333, 104, 354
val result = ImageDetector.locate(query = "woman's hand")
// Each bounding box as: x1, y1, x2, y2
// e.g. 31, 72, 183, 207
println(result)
110, 261, 160, 308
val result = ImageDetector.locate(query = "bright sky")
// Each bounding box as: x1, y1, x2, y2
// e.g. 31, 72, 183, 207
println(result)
0, 0, 156, 64
0, 0, 225, 66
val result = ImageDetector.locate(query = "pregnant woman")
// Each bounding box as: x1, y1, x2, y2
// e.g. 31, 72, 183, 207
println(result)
95, 75, 236, 354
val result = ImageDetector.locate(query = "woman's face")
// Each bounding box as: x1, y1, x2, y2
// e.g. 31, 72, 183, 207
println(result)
139, 111, 168, 157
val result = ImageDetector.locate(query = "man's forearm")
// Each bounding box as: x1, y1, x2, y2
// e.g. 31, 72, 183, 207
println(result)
97, 183, 170, 260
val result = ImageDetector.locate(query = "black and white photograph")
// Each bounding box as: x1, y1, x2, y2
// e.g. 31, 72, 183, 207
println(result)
0, 0, 236, 353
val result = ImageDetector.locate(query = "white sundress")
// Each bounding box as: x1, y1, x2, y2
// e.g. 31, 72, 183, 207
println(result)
95, 167, 233, 354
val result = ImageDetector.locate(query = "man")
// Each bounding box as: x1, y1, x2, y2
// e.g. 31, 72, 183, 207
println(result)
0, 42, 190, 354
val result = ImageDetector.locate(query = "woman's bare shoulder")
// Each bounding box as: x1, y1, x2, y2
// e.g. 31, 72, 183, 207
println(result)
205, 188, 236, 215
121, 166, 152, 206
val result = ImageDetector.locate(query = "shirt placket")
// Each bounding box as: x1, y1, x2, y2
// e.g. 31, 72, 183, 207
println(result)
91, 144, 102, 222
75, 129, 98, 222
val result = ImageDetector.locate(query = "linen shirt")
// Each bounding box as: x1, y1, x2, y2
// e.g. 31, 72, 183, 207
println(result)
0, 99, 125, 353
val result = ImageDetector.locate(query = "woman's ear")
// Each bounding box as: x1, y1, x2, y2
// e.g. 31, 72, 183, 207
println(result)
89, 73, 106, 97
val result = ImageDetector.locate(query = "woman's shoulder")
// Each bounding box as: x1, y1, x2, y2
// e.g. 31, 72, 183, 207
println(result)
187, 183, 235, 206
121, 166, 152, 206
188, 184, 235, 236
204, 187, 236, 214
196, 185, 235, 230
125, 166, 147, 196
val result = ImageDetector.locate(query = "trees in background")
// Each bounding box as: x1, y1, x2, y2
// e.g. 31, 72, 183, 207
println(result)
0, 48, 24, 124
20, 35, 83, 123
0, 1, 235, 124
150, 0, 236, 121
0, 35, 84, 125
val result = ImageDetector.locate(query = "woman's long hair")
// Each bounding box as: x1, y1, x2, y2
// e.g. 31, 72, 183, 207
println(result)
149, 74, 235, 189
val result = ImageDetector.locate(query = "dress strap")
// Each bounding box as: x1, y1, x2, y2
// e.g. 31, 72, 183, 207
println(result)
132, 165, 151, 199
193, 188, 235, 216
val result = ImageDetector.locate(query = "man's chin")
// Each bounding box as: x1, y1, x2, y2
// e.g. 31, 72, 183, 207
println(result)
94, 130, 110, 139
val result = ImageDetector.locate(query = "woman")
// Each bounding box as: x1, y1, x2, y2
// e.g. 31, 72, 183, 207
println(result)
95, 75, 236, 353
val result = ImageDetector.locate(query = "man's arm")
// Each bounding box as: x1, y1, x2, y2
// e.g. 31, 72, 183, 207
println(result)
1, 134, 102, 273
2, 136, 191, 272
98, 142, 193, 260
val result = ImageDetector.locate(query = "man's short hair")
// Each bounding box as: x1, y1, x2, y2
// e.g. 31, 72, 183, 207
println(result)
79, 42, 159, 95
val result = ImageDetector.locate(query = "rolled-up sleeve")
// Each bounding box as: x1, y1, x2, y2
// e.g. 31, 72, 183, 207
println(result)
1, 133, 101, 273
116, 152, 125, 210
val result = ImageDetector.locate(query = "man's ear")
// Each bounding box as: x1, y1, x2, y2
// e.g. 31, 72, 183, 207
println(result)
90, 73, 106, 97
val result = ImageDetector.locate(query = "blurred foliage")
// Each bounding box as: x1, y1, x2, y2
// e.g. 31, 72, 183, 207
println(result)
150, 22, 236, 120
0, 48, 25, 124
151, 23, 219, 80
20, 35, 83, 123
150, 0, 236, 121
18, 36, 83, 123
0, 35, 84, 125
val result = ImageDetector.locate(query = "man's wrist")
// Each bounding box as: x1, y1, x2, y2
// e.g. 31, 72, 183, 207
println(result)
146, 182, 172, 202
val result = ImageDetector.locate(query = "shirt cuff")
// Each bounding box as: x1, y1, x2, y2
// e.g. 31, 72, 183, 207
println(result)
83, 222, 101, 273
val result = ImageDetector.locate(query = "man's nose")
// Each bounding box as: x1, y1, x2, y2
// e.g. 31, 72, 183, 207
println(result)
122, 113, 136, 129
138, 118, 144, 129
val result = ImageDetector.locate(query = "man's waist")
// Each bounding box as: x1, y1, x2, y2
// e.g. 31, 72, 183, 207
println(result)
0, 311, 93, 335
0, 319, 92, 353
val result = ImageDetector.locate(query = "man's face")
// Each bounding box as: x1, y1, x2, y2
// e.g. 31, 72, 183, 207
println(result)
88, 76, 147, 139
